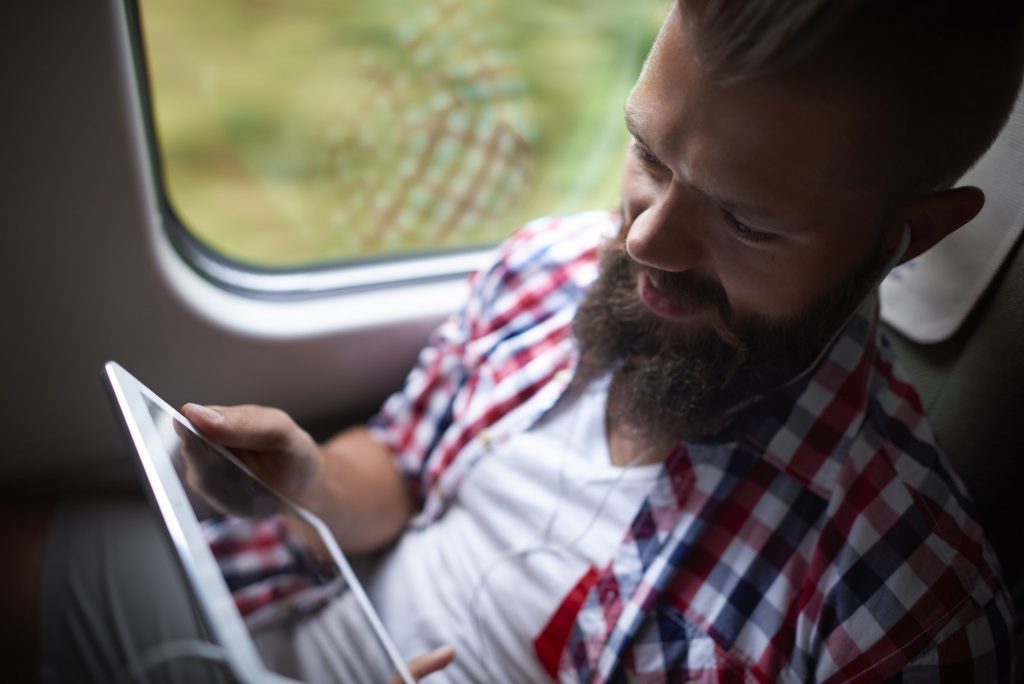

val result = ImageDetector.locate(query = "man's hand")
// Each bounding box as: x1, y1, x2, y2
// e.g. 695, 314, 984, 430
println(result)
180, 403, 324, 510
180, 403, 415, 553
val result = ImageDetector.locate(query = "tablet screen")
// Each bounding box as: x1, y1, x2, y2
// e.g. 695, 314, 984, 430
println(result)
105, 360, 414, 683
146, 397, 345, 631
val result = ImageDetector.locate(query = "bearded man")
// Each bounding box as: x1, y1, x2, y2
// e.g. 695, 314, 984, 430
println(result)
9, 0, 1023, 682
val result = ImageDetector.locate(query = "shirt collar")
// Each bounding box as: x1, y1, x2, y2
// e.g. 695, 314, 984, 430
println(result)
707, 291, 880, 496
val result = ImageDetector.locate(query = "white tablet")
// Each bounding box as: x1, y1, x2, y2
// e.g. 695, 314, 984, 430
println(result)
102, 360, 415, 684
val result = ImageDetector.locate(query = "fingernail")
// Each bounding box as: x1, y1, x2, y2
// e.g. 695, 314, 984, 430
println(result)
187, 404, 222, 423
431, 645, 454, 659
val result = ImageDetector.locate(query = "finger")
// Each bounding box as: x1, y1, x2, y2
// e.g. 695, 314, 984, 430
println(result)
171, 418, 190, 440
181, 404, 301, 452
180, 403, 224, 431
394, 645, 455, 683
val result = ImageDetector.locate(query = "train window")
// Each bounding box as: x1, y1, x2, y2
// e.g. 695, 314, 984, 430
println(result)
134, 1, 664, 295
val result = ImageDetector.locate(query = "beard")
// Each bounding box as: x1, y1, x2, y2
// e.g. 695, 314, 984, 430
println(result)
572, 227, 886, 445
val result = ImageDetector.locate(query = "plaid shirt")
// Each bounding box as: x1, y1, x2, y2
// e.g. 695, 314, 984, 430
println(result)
370, 211, 1015, 683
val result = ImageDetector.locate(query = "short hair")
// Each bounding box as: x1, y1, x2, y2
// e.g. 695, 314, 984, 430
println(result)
681, 0, 1024, 196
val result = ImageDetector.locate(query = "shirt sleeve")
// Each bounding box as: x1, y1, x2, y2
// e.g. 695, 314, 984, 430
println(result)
367, 228, 531, 508
368, 280, 478, 508
881, 599, 1016, 684
369, 212, 607, 511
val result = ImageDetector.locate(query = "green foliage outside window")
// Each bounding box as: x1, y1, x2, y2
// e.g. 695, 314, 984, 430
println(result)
141, 0, 666, 267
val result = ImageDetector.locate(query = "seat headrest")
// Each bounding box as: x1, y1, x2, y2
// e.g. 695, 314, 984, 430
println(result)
881, 89, 1024, 344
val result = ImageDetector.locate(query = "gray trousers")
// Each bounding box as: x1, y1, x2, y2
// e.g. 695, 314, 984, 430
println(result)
37, 497, 235, 684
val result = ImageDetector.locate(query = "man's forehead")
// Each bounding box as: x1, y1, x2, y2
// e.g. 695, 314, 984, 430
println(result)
623, 103, 784, 226
625, 20, 895, 225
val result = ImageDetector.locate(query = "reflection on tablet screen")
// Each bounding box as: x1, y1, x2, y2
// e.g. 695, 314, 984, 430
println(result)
142, 396, 395, 680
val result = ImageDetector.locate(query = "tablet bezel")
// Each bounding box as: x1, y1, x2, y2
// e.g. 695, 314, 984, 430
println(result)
103, 360, 414, 684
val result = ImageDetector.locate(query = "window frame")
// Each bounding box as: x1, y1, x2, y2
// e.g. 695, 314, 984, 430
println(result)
126, 0, 490, 301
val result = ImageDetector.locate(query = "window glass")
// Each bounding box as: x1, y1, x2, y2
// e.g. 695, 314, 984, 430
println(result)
139, 1, 666, 268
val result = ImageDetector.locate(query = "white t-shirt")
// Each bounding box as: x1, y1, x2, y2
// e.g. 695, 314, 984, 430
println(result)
282, 377, 660, 683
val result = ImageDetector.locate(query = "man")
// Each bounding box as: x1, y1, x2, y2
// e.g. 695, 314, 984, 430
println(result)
10, 0, 1022, 681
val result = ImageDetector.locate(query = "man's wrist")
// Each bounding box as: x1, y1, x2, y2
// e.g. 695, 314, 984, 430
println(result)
294, 444, 335, 516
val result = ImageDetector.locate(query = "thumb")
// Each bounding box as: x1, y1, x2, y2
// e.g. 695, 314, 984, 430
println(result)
391, 645, 455, 683
181, 403, 224, 429
180, 403, 300, 452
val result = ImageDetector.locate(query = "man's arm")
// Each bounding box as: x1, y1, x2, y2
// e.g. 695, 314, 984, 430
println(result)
306, 425, 415, 553
181, 403, 414, 554
872, 600, 1014, 683
765, 593, 1015, 684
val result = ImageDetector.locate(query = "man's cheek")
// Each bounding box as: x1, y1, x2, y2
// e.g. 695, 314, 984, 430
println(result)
717, 279, 784, 323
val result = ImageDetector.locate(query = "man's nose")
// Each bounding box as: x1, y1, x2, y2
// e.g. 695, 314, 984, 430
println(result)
625, 184, 705, 273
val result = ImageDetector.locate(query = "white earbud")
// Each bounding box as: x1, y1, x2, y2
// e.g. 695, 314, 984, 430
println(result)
880, 223, 912, 281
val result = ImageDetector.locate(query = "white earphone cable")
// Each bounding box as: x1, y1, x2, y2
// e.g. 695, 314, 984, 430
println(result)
469, 377, 658, 681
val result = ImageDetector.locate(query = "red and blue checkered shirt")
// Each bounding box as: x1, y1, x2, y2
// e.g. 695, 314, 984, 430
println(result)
370, 211, 1015, 682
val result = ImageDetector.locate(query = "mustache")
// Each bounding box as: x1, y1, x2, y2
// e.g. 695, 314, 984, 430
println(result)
603, 242, 749, 358
611, 208, 731, 315
604, 238, 731, 319
642, 265, 730, 315
640, 261, 748, 360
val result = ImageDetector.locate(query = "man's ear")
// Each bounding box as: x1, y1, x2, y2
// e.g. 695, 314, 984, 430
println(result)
899, 186, 985, 263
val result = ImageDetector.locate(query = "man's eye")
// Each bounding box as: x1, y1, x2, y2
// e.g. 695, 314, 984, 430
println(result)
631, 141, 661, 168
725, 212, 772, 243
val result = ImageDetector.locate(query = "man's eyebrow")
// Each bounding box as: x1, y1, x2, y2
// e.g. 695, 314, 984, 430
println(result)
623, 107, 649, 149
623, 105, 782, 227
